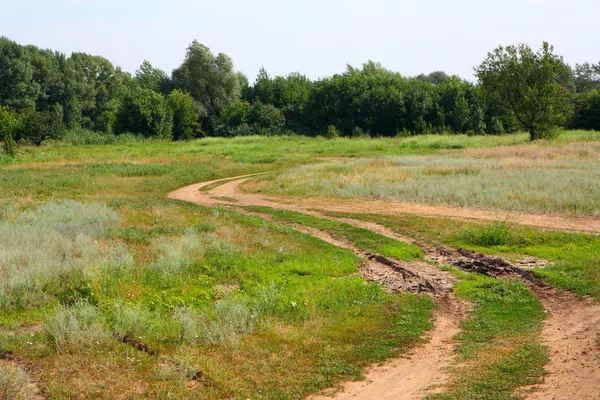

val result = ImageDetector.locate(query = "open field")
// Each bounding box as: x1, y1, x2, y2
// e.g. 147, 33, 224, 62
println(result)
252, 131, 600, 216
1, 131, 600, 399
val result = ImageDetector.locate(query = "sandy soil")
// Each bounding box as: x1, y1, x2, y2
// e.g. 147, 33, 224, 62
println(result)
169, 174, 600, 234
525, 288, 600, 400
169, 173, 600, 400
310, 295, 466, 400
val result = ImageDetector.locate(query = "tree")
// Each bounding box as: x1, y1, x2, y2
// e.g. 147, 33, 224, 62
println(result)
0, 37, 40, 111
573, 62, 600, 93
0, 106, 18, 157
172, 41, 240, 134
571, 89, 600, 130
135, 60, 169, 94
476, 42, 573, 140
17, 104, 66, 146
167, 89, 201, 140
116, 88, 172, 138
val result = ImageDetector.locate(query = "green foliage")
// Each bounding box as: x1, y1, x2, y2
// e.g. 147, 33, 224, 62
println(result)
461, 220, 511, 246
250, 102, 285, 135
219, 101, 285, 136
476, 42, 573, 140
135, 60, 169, 94
0, 37, 40, 111
326, 125, 340, 138
573, 62, 600, 93
172, 40, 240, 134
17, 104, 66, 145
0, 106, 18, 157
167, 89, 201, 140
116, 88, 173, 138
570, 89, 600, 130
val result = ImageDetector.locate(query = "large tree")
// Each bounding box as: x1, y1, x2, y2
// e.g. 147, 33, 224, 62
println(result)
172, 41, 240, 134
476, 42, 572, 140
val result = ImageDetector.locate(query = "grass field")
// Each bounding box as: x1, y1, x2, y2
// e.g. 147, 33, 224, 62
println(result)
253, 131, 600, 216
1, 131, 599, 399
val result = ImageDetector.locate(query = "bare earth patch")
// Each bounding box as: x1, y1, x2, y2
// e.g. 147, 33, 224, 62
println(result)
524, 288, 600, 400
168, 174, 600, 234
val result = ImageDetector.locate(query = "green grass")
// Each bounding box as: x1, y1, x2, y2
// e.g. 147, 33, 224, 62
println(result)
427, 272, 547, 400
324, 212, 600, 299
252, 131, 600, 216
1, 131, 598, 398
0, 140, 436, 399
244, 206, 424, 261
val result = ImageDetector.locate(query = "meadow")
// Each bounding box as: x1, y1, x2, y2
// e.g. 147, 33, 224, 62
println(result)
0, 131, 599, 399
253, 130, 600, 216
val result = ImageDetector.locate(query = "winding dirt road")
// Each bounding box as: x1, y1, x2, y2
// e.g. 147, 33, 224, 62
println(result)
169, 173, 600, 234
169, 173, 600, 400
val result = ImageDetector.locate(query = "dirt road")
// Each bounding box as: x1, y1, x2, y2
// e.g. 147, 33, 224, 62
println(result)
169, 174, 600, 400
169, 174, 600, 234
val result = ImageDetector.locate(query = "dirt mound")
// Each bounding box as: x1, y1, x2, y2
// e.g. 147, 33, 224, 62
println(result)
432, 248, 547, 287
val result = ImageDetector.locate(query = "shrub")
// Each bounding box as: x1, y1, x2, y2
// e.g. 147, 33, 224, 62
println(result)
167, 89, 202, 140
0, 201, 131, 311
461, 220, 511, 247
326, 125, 340, 139
45, 302, 111, 352
16, 104, 66, 146
173, 297, 260, 345
111, 301, 153, 340
116, 88, 173, 139
0, 106, 18, 157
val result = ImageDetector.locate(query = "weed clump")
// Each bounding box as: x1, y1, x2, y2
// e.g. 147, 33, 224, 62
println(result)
0, 201, 132, 311
461, 220, 512, 247
45, 301, 112, 352
0, 363, 39, 400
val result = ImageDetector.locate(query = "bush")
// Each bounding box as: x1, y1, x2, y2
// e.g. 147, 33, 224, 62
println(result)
16, 104, 66, 146
173, 297, 259, 345
45, 302, 111, 352
0, 106, 18, 157
0, 201, 131, 311
167, 89, 202, 140
111, 301, 153, 340
116, 88, 173, 139
461, 220, 511, 247
326, 125, 340, 139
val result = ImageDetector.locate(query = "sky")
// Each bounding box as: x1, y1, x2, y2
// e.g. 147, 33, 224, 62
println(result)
2, 0, 599, 82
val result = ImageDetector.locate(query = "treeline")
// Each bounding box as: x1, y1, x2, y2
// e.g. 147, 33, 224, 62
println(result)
1, 36, 599, 150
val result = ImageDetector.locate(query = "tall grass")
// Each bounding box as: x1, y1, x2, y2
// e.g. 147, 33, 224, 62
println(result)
174, 297, 259, 345
257, 141, 600, 215
0, 201, 132, 311
45, 301, 112, 352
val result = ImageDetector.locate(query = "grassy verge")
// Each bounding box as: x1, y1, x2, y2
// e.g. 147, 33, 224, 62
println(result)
244, 206, 424, 261
323, 212, 600, 299
426, 271, 547, 399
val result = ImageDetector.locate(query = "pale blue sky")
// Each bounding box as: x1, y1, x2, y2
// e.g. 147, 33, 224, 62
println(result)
2, 0, 598, 82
